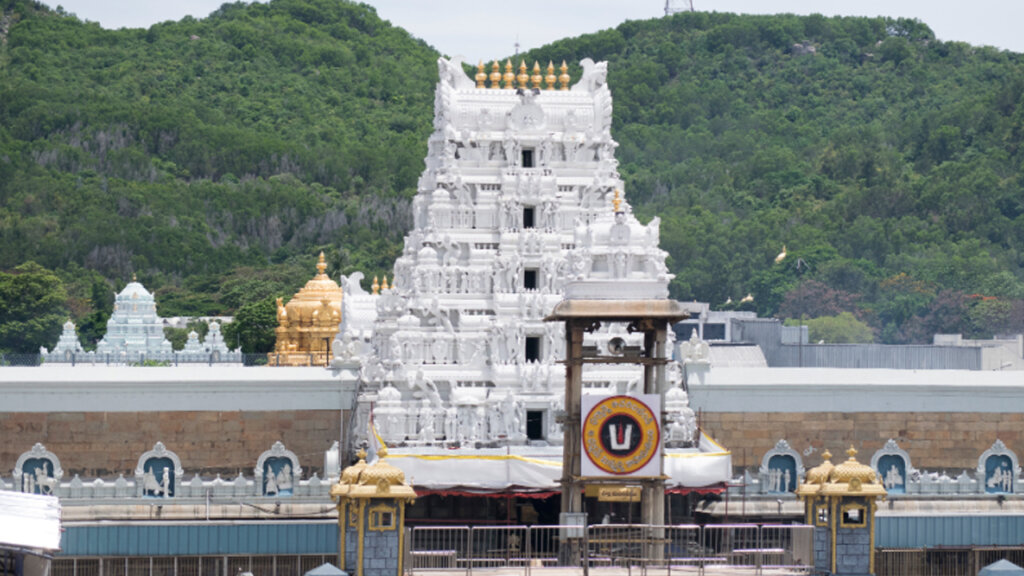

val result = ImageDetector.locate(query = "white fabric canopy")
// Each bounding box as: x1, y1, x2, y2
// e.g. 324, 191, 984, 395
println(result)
387, 432, 730, 493
0, 491, 61, 552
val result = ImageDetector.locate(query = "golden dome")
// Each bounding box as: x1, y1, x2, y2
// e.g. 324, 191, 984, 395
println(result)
358, 459, 407, 491
283, 252, 343, 323
806, 450, 835, 484
340, 450, 368, 485
830, 446, 879, 485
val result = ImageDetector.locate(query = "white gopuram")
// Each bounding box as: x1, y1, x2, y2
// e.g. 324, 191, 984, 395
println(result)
334, 58, 728, 492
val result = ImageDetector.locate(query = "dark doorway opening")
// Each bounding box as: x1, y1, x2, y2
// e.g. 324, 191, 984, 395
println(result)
527, 410, 544, 440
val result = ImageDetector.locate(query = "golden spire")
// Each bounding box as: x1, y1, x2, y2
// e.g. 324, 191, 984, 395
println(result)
503, 60, 515, 89
559, 60, 570, 90
490, 60, 501, 89
612, 189, 622, 212
822, 449, 832, 461
382, 276, 389, 291
545, 61, 556, 89
372, 276, 380, 295
531, 61, 542, 89
517, 60, 529, 89
846, 446, 858, 459
475, 60, 487, 88
316, 251, 327, 275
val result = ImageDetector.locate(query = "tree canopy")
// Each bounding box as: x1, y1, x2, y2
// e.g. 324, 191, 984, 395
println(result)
1, 1, 1023, 352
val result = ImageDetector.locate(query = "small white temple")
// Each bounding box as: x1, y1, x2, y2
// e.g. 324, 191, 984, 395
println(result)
332, 58, 730, 495
94, 276, 173, 360
40, 320, 85, 361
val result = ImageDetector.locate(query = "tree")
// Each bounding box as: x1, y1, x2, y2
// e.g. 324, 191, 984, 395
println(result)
221, 297, 278, 354
787, 312, 874, 343
0, 262, 69, 353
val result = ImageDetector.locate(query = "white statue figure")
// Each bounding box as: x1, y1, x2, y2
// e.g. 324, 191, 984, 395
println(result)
611, 250, 629, 279
414, 369, 443, 406
278, 464, 293, 491
501, 394, 518, 438
265, 468, 279, 495
418, 399, 436, 443
884, 464, 903, 490
162, 466, 170, 497
473, 405, 487, 443
539, 135, 554, 166
444, 405, 458, 442
143, 468, 164, 497
32, 467, 56, 495
783, 469, 792, 492
609, 211, 631, 245
573, 58, 602, 91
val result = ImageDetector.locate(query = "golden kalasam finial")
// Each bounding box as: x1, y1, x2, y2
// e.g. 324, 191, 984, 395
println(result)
559, 60, 570, 90
490, 60, 502, 89
475, 60, 487, 88
545, 61, 556, 89
517, 60, 529, 89
356, 448, 367, 461
132, 273, 137, 282
613, 189, 622, 212
372, 276, 380, 295
378, 444, 389, 458
531, 61, 542, 88
382, 276, 389, 291
847, 446, 858, 459
316, 251, 327, 275
822, 449, 833, 461
503, 60, 515, 89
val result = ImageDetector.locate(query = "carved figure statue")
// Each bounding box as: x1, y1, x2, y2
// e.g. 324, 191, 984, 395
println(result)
32, 467, 56, 495
265, 469, 279, 495
418, 399, 436, 443
278, 464, 293, 491
609, 211, 631, 245
572, 58, 608, 93
884, 465, 903, 490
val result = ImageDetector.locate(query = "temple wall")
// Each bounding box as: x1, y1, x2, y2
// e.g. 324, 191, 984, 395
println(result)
701, 411, 1024, 471
0, 410, 346, 478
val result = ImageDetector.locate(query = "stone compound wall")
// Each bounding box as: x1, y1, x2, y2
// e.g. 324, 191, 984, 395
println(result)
0, 410, 345, 478
701, 411, 1024, 472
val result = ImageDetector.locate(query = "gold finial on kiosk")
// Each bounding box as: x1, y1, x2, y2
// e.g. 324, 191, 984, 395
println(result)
613, 189, 622, 213
372, 276, 380, 295
381, 276, 389, 291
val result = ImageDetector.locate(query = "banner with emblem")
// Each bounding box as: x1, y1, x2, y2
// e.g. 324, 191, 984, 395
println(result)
581, 394, 662, 478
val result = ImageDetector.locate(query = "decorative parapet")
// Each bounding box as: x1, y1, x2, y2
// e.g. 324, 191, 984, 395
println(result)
254, 441, 303, 497
13, 443, 64, 495
977, 439, 1020, 495
758, 439, 804, 494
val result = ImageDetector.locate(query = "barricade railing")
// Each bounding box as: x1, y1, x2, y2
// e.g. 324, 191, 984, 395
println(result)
701, 524, 760, 572
408, 526, 470, 572
404, 524, 815, 576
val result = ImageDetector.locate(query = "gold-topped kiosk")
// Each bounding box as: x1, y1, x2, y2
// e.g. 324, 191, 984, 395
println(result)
331, 447, 416, 576
268, 252, 343, 366
797, 447, 886, 575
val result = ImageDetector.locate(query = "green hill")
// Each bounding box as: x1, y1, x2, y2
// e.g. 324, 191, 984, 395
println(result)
1, 1, 1023, 352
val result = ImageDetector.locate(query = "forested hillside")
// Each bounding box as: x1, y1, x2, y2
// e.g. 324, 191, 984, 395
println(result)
1, 0, 1023, 352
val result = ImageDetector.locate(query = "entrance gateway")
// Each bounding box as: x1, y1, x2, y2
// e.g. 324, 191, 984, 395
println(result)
547, 297, 688, 557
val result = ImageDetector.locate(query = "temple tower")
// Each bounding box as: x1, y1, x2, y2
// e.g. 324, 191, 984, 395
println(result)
339, 57, 690, 452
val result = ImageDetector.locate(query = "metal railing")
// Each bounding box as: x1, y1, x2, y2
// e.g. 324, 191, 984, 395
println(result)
406, 524, 814, 576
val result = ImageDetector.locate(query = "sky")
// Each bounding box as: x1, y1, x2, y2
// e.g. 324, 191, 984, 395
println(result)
50, 0, 1024, 59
